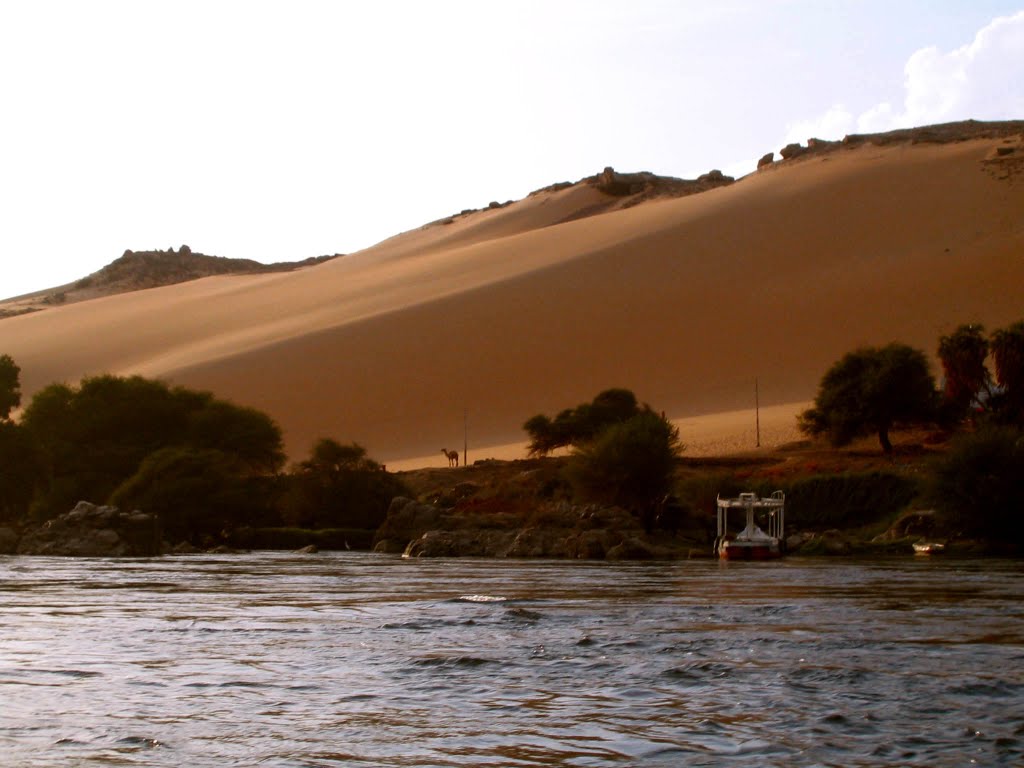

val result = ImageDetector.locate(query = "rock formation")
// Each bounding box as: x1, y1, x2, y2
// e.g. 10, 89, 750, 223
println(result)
15, 501, 163, 557
374, 495, 698, 559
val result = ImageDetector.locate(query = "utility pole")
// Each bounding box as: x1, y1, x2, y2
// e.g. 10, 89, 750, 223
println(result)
755, 377, 761, 448
463, 408, 468, 468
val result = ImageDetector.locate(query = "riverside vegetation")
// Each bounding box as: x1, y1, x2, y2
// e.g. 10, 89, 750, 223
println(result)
0, 320, 1022, 558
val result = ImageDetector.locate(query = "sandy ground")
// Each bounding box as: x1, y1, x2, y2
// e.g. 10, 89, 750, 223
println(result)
1, 136, 1022, 468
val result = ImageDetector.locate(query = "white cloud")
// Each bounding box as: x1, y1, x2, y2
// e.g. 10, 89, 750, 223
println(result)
786, 10, 1024, 144
885, 10, 1024, 130
783, 105, 855, 145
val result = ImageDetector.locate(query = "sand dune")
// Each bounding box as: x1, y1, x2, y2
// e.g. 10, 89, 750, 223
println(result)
2, 131, 1022, 467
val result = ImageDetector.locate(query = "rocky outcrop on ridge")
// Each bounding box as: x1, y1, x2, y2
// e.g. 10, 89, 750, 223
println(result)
590, 165, 735, 203
764, 119, 1024, 169
1, 247, 341, 310
14, 501, 163, 557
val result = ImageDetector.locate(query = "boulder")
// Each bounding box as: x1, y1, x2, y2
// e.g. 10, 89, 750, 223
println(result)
780, 142, 807, 160
821, 529, 852, 555
757, 152, 775, 168
373, 497, 445, 553
594, 167, 647, 196
806, 137, 836, 150
295, 544, 319, 554
874, 509, 940, 542
403, 530, 515, 558
606, 536, 657, 560
697, 169, 725, 183
16, 501, 162, 556
565, 530, 615, 559
506, 527, 568, 558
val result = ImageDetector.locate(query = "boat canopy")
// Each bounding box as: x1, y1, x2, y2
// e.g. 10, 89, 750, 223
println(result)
716, 491, 785, 543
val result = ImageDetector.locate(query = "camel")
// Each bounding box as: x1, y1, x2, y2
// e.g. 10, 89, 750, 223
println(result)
441, 448, 459, 467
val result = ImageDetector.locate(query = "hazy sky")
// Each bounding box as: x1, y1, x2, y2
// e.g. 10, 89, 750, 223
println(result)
2, 1, 1023, 298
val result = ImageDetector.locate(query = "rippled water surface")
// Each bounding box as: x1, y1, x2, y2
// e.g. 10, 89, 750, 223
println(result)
1, 553, 1023, 767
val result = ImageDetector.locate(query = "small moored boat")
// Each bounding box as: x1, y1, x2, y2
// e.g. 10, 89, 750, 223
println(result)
913, 541, 946, 555
715, 491, 785, 560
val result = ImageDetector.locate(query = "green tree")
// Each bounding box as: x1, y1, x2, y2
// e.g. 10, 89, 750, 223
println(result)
799, 343, 937, 454
937, 324, 991, 417
110, 447, 275, 545
567, 408, 681, 526
281, 439, 405, 530
0, 421, 44, 523
0, 354, 21, 421
21, 374, 284, 519
186, 399, 285, 473
525, 388, 641, 456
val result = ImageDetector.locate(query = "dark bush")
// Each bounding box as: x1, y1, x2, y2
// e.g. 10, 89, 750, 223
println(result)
21, 374, 284, 520
525, 388, 641, 456
0, 422, 44, 524
110, 447, 276, 545
926, 427, 1024, 544
567, 408, 681, 524
280, 439, 407, 530
782, 472, 921, 529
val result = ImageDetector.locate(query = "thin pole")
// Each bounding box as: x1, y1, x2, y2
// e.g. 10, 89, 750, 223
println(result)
755, 377, 761, 448
463, 408, 468, 468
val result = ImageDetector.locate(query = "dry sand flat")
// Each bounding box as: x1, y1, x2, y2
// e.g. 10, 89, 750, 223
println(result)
2, 133, 1022, 466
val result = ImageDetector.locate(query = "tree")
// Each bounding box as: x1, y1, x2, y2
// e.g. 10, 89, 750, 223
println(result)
0, 354, 20, 422
0, 421, 44, 523
524, 389, 641, 456
927, 427, 1024, 545
186, 399, 285, 474
110, 447, 274, 545
281, 439, 405, 530
799, 343, 937, 454
991, 320, 1024, 422
567, 408, 681, 526
937, 324, 991, 417
20, 374, 285, 519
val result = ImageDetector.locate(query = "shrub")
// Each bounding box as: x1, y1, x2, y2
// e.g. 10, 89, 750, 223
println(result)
280, 439, 407, 530
0, 354, 20, 421
0, 422, 44, 523
926, 427, 1024, 544
781, 472, 920, 529
110, 447, 276, 545
21, 374, 284, 520
567, 408, 681, 524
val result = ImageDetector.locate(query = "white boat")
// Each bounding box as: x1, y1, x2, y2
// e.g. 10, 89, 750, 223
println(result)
715, 491, 785, 560
913, 541, 946, 555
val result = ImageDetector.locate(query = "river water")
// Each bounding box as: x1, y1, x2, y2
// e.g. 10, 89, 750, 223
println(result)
1, 553, 1022, 767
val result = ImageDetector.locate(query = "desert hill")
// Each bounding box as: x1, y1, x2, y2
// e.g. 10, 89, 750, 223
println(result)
1, 120, 1022, 468
0, 247, 340, 318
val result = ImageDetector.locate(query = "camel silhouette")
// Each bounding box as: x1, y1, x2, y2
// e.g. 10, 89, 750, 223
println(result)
441, 448, 459, 467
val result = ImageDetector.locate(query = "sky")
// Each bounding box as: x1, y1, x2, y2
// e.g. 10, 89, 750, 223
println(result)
2, 1, 1023, 299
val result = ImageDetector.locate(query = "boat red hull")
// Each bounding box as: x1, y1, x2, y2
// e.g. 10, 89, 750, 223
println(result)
719, 543, 781, 560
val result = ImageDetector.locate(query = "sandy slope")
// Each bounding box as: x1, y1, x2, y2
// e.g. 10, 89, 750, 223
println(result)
2, 135, 1022, 467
